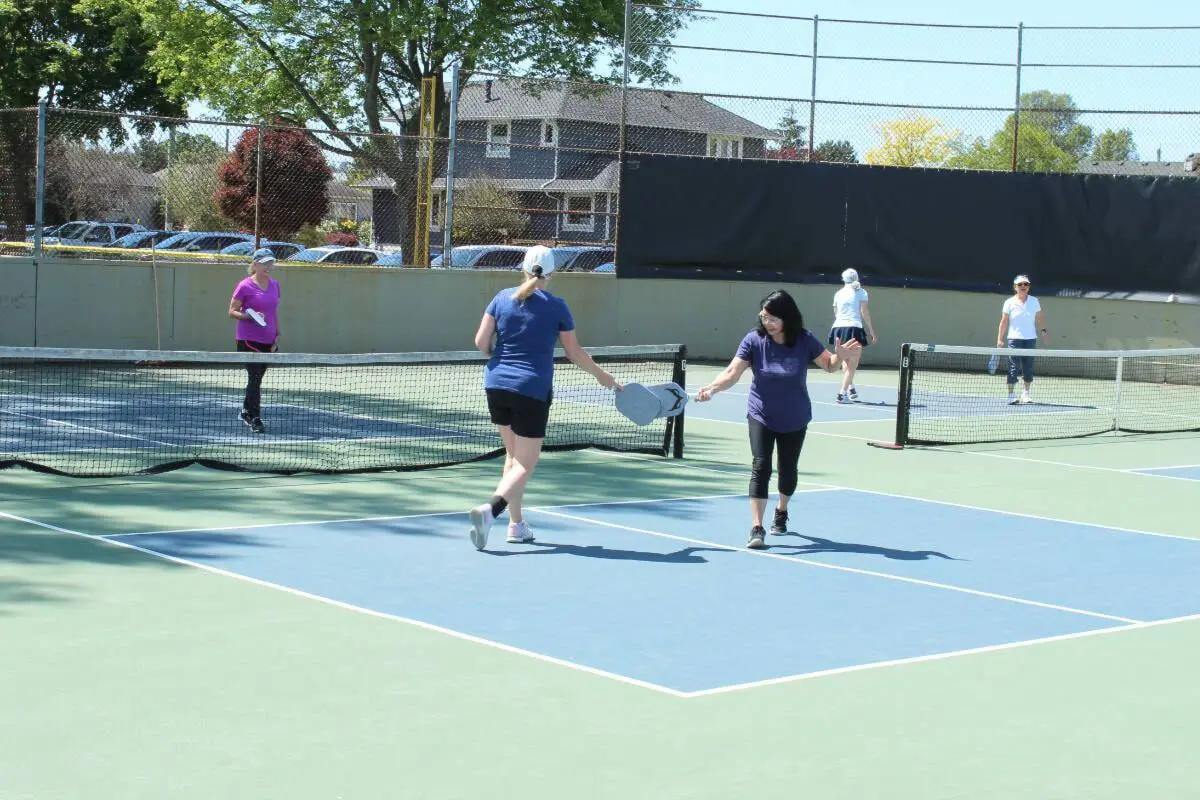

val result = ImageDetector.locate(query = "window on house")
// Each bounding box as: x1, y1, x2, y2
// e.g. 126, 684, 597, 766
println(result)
430, 193, 443, 230
541, 121, 557, 147
562, 194, 595, 232
486, 122, 511, 157
707, 135, 743, 159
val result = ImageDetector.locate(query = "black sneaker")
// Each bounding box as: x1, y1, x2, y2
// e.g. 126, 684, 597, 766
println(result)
770, 508, 788, 535
239, 409, 254, 428
747, 525, 766, 549
250, 417, 265, 433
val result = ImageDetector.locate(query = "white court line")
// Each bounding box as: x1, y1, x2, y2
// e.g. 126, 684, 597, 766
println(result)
587, 448, 1200, 545
0, 408, 174, 447
0, 508, 687, 698
109, 492, 762, 538
682, 613, 1200, 698
531, 508, 1140, 624
1127, 463, 1200, 474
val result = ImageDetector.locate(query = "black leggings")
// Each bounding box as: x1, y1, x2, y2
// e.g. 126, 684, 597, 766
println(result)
747, 417, 808, 500
237, 339, 274, 416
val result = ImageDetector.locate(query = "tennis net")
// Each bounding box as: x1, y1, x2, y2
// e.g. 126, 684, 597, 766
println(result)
0, 344, 685, 477
886, 343, 1200, 447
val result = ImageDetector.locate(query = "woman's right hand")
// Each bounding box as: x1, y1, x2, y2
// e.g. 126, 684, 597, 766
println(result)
597, 371, 622, 391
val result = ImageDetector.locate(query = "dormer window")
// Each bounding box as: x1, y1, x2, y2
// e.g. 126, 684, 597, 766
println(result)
486, 121, 511, 158
541, 120, 558, 147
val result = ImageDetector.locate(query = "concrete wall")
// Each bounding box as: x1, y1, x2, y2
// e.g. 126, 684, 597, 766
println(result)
2, 257, 1198, 362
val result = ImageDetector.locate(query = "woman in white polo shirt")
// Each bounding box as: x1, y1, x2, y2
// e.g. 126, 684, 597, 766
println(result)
829, 268, 877, 403
996, 274, 1049, 404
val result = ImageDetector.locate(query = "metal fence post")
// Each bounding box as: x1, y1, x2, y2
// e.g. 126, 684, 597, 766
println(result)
809, 15, 819, 160
616, 0, 633, 260
443, 64, 460, 261
1011, 22, 1024, 172
33, 100, 47, 257
253, 122, 265, 249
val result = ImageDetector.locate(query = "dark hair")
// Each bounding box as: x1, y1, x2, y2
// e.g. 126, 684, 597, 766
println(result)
755, 289, 806, 347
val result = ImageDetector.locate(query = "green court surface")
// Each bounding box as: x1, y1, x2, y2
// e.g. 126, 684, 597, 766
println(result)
2, 365, 1199, 799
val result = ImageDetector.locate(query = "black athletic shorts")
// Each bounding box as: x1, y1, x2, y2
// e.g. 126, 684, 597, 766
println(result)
485, 388, 553, 439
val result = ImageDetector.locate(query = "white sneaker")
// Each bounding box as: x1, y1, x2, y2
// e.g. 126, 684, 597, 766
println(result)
1019, 390, 1033, 405
506, 521, 535, 543
469, 504, 494, 550
1007, 392, 1018, 405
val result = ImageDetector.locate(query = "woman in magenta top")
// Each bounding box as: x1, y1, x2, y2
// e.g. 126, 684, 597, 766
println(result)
227, 248, 281, 433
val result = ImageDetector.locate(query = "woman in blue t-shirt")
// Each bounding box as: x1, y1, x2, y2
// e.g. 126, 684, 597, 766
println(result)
466, 246, 621, 551
696, 289, 859, 549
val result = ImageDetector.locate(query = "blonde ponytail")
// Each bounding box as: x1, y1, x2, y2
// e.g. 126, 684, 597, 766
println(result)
513, 264, 546, 301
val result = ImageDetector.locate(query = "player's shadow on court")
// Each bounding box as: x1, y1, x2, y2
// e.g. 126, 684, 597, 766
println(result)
769, 533, 960, 561
484, 542, 726, 563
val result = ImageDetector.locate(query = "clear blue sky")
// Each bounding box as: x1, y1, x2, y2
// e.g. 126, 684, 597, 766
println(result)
639, 0, 1200, 161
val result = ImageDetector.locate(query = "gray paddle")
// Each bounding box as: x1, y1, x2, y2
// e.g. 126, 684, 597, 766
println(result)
615, 382, 691, 426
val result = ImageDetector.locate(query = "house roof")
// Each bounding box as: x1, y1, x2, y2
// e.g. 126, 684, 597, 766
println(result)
445, 78, 776, 140
430, 160, 619, 194
1076, 159, 1200, 178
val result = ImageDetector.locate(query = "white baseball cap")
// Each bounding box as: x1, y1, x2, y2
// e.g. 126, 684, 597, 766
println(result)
522, 245, 557, 277
1014, 274, 1031, 285
841, 268, 859, 284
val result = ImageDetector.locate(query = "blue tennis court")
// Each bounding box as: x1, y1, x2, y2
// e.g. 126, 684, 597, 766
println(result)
101, 490, 1200, 695
0, 394, 465, 452
1131, 465, 1200, 481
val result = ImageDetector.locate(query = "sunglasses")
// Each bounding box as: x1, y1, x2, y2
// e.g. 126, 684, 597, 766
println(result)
758, 311, 782, 324
1015, 282, 1030, 287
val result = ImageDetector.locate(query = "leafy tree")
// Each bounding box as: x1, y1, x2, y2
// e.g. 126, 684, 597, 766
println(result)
162, 159, 236, 231
1092, 128, 1137, 161
864, 114, 958, 167
0, 0, 185, 239
816, 139, 858, 163
948, 119, 1075, 173
132, 131, 227, 173
452, 179, 529, 244
1019, 90, 1092, 162
141, 0, 700, 259
214, 125, 332, 239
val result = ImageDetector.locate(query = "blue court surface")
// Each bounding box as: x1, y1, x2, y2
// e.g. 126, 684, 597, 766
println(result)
0, 394, 463, 452
1131, 465, 1200, 481
104, 491, 1200, 695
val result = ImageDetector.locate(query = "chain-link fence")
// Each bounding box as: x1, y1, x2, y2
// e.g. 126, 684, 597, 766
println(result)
2, 4, 1198, 269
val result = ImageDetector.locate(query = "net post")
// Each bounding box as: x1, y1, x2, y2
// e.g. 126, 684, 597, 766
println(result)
669, 345, 686, 458
1113, 354, 1124, 432
894, 343, 913, 446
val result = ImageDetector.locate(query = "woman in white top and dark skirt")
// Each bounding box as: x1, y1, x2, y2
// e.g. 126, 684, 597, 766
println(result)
997, 274, 1049, 404
828, 268, 877, 403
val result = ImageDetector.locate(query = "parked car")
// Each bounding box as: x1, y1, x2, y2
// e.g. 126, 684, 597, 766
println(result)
43, 221, 147, 247
549, 246, 615, 272
430, 245, 529, 270
107, 230, 176, 249
594, 261, 615, 274
178, 233, 255, 253
288, 246, 382, 265
219, 240, 304, 260
153, 232, 207, 250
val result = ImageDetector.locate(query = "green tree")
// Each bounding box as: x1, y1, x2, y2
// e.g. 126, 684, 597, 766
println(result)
452, 179, 529, 244
0, 0, 185, 239
162, 160, 235, 231
131, 131, 227, 174
1092, 128, 1138, 161
864, 114, 958, 167
948, 118, 1076, 173
1018, 90, 1092, 162
816, 139, 858, 163
142, 0, 699, 260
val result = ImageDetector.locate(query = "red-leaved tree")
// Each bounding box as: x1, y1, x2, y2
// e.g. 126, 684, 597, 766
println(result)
215, 125, 332, 240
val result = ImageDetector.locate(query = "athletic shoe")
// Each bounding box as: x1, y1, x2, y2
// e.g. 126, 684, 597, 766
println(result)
770, 508, 788, 535
506, 521, 535, 544
1007, 392, 1018, 405
836, 393, 851, 404
747, 525, 767, 549
239, 409, 254, 428
848, 386, 859, 402
1019, 390, 1033, 405
469, 504, 494, 550
250, 417, 266, 433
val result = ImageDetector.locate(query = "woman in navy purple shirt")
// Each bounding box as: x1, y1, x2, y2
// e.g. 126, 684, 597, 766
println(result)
466, 246, 620, 551
696, 290, 859, 549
